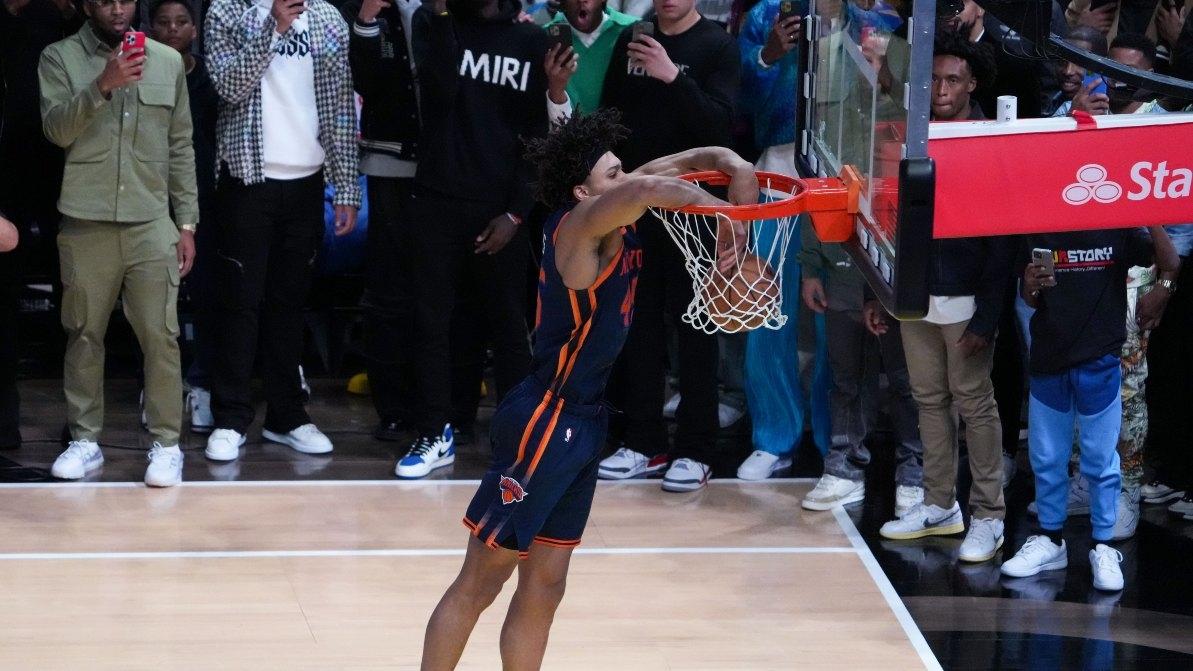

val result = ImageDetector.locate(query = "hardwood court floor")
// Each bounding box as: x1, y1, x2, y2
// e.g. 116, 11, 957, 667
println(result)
0, 481, 935, 670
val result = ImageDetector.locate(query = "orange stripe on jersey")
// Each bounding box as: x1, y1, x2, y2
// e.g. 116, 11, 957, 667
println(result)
568, 290, 582, 326
555, 313, 594, 392
533, 535, 581, 547
514, 394, 552, 466
590, 241, 625, 290
526, 401, 564, 479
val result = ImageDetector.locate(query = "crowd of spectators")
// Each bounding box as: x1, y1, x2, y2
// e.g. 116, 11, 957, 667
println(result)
1, 0, 1192, 593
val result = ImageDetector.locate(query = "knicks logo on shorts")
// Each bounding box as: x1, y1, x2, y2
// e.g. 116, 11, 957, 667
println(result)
499, 476, 528, 505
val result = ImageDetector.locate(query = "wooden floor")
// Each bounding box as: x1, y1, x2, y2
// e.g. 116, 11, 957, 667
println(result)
0, 480, 934, 670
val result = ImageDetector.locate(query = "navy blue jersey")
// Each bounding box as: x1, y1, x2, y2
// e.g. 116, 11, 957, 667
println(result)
531, 206, 642, 405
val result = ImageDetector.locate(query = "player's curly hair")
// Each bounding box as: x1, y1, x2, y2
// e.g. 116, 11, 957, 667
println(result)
523, 108, 631, 210
933, 28, 998, 90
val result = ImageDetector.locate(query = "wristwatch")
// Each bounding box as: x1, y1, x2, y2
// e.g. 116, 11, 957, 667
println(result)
180, 224, 197, 233
1155, 278, 1177, 293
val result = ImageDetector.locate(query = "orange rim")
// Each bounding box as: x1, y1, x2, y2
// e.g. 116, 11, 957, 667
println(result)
667, 171, 808, 219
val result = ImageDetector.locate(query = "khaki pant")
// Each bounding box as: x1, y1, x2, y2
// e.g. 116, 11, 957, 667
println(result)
58, 216, 182, 445
901, 319, 1005, 519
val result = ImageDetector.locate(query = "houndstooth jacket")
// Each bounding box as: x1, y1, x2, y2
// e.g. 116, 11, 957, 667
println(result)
205, 0, 361, 207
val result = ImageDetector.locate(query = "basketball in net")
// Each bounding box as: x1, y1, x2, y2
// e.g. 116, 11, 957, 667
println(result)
650, 171, 806, 334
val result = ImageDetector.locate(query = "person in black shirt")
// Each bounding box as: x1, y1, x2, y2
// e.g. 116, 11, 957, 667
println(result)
0, 0, 81, 448
940, 0, 1041, 118
597, 0, 740, 493
1000, 227, 1178, 592
395, 0, 551, 479
150, 0, 220, 433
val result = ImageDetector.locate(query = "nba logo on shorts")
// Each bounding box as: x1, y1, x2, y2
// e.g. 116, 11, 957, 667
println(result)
499, 476, 528, 505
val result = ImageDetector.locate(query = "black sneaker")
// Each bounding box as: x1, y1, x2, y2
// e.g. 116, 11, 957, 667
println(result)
373, 420, 408, 442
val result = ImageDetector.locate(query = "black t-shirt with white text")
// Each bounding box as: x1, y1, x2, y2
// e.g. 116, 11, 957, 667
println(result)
1025, 229, 1153, 375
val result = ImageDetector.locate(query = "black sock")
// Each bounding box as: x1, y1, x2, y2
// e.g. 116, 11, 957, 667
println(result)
1036, 527, 1064, 546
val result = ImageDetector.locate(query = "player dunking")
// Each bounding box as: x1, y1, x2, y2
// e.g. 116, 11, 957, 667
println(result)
420, 110, 758, 669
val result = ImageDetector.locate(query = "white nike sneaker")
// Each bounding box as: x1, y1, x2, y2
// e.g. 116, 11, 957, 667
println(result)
802, 473, 865, 511
958, 517, 1005, 562
205, 429, 246, 462
1089, 543, 1125, 591
879, 502, 965, 540
1141, 480, 1183, 504
1028, 474, 1091, 517
1001, 535, 1068, 578
737, 450, 792, 481
144, 443, 183, 488
662, 458, 711, 492
1110, 488, 1140, 541
597, 446, 668, 480
188, 387, 214, 434
395, 425, 454, 479
263, 423, 333, 455
895, 485, 925, 517
51, 440, 103, 480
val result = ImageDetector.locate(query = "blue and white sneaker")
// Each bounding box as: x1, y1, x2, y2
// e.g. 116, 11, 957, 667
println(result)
395, 424, 455, 479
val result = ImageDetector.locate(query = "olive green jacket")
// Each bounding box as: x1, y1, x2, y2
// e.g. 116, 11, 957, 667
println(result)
38, 23, 198, 229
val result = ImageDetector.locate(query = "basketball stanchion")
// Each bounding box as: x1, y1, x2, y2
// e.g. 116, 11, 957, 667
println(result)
649, 168, 860, 334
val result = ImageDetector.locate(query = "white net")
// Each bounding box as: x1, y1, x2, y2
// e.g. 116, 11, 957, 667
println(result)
649, 177, 800, 335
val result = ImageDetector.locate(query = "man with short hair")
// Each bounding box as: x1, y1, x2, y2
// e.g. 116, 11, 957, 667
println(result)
941, 0, 1041, 118
203, 0, 359, 461
38, 0, 198, 486
150, 0, 220, 433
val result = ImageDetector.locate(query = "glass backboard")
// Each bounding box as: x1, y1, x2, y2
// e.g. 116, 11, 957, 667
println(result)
798, 0, 936, 319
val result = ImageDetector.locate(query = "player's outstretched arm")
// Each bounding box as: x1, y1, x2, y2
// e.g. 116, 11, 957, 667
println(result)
555, 176, 726, 290
635, 147, 758, 206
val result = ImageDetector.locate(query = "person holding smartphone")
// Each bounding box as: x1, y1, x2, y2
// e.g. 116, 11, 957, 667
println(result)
543, 0, 637, 115
203, 0, 359, 461
38, 0, 199, 486
1003, 227, 1179, 591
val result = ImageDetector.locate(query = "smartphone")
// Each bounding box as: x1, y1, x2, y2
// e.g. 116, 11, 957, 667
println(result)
546, 23, 572, 53
778, 0, 806, 23
1031, 248, 1057, 287
121, 31, 146, 55
632, 21, 654, 42
1082, 73, 1108, 96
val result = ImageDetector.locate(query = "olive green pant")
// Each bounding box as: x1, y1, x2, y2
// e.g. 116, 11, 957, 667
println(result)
58, 216, 182, 445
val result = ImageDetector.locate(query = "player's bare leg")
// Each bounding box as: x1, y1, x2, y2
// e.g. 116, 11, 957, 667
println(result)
422, 535, 520, 671
499, 543, 575, 670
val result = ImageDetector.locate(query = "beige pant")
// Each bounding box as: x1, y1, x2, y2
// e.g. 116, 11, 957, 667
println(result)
58, 216, 182, 445
901, 319, 1005, 519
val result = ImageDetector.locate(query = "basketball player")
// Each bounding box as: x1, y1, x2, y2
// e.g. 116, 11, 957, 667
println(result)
420, 109, 758, 670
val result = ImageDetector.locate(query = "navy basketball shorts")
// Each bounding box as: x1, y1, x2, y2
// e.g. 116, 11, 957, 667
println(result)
464, 377, 608, 556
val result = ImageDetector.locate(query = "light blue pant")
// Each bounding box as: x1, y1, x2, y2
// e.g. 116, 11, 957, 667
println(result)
1028, 353, 1122, 541
743, 214, 831, 456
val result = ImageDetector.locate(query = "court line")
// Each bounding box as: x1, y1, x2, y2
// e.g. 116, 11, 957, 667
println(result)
831, 506, 943, 671
0, 546, 857, 561
0, 477, 817, 489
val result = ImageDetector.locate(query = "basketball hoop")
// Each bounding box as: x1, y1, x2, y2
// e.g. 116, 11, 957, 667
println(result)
649, 169, 860, 334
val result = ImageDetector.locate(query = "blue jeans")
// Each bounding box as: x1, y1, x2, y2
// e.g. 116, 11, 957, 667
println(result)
1028, 353, 1122, 541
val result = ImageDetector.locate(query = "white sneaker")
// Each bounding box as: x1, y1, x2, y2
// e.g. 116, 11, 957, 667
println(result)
1028, 474, 1091, 517
395, 425, 454, 479
205, 429, 246, 462
1168, 495, 1193, 518
145, 443, 183, 487
51, 440, 103, 480
662, 458, 711, 492
1110, 488, 1140, 541
662, 393, 680, 419
737, 450, 791, 481
263, 423, 333, 455
880, 502, 965, 540
188, 387, 214, 434
1141, 480, 1184, 504
895, 485, 925, 517
959, 517, 1005, 563
718, 403, 744, 428
802, 474, 865, 511
1000, 535, 1068, 578
1089, 543, 1124, 591
597, 446, 668, 480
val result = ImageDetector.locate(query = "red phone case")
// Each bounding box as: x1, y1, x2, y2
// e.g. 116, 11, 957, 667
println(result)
122, 31, 146, 54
